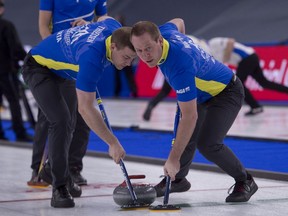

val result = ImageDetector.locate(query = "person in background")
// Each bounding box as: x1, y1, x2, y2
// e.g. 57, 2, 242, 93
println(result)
208, 37, 288, 116
0, 86, 6, 140
0, 89, 4, 111
22, 15, 136, 208
131, 18, 258, 203
27, 0, 108, 187
143, 78, 172, 120
0, 0, 33, 142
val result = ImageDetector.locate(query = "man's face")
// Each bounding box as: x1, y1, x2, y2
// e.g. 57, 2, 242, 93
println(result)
111, 46, 137, 70
131, 32, 162, 68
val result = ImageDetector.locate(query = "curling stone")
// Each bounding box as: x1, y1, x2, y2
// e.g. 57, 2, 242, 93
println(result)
113, 175, 156, 206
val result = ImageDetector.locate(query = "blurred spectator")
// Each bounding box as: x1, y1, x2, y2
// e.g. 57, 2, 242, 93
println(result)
0, 89, 5, 111
208, 37, 288, 116
0, 0, 33, 141
143, 78, 172, 121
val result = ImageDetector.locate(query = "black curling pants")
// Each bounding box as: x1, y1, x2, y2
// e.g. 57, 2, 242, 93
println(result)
176, 76, 248, 182
22, 54, 77, 187
31, 106, 90, 172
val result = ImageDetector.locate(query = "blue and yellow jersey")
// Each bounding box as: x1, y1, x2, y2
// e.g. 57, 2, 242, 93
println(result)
40, 0, 107, 34
30, 18, 120, 92
158, 23, 234, 103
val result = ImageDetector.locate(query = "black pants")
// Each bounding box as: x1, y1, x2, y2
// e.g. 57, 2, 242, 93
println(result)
237, 53, 288, 108
177, 76, 247, 182
31, 96, 90, 172
0, 88, 3, 106
0, 73, 27, 137
22, 54, 80, 187
0, 116, 4, 138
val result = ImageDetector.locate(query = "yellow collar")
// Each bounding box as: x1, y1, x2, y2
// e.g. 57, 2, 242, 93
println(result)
105, 36, 112, 62
157, 38, 169, 65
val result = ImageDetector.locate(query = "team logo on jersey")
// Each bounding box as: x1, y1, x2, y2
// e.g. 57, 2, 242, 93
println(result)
71, 26, 90, 44
176, 86, 190, 94
56, 30, 64, 43
87, 26, 105, 43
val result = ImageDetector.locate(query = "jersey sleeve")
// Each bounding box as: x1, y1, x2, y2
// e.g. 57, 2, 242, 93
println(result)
159, 22, 178, 32
101, 18, 122, 30
169, 67, 197, 102
76, 50, 104, 92
40, 0, 53, 11
94, 0, 107, 16
159, 22, 181, 42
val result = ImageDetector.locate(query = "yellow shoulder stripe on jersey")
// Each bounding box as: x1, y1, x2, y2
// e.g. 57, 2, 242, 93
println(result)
32, 55, 79, 72
105, 36, 112, 62
196, 77, 226, 96
157, 38, 169, 65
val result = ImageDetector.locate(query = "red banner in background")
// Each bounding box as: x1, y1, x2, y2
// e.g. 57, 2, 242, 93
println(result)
136, 45, 288, 101
249, 46, 288, 100
135, 60, 176, 97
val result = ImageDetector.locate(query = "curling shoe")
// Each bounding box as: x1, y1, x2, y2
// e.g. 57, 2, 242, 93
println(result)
67, 177, 82, 198
154, 177, 191, 197
70, 167, 87, 186
27, 169, 49, 187
51, 185, 75, 208
39, 162, 82, 197
143, 104, 153, 121
245, 107, 263, 116
226, 173, 258, 202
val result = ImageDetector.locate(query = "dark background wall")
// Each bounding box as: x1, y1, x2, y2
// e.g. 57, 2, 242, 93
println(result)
4, 0, 41, 46
107, 0, 288, 45
4, 0, 288, 46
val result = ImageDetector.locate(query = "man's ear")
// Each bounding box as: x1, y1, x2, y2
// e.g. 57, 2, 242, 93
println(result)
110, 42, 117, 51
159, 36, 164, 46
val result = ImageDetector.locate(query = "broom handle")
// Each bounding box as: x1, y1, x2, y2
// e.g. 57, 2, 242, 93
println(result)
163, 103, 181, 205
119, 159, 138, 202
163, 176, 171, 205
95, 87, 138, 203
